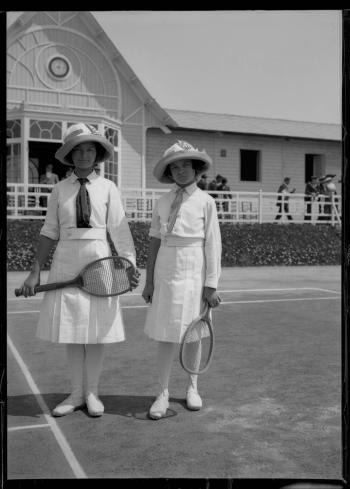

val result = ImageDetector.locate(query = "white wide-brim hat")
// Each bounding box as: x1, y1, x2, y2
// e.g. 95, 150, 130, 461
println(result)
55, 123, 114, 166
153, 140, 212, 183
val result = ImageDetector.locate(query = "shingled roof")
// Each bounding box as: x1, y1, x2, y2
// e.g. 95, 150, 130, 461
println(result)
166, 108, 341, 142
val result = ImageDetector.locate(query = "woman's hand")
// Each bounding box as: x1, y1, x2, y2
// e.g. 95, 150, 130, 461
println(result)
18, 270, 40, 297
142, 282, 154, 303
128, 267, 140, 290
203, 286, 221, 308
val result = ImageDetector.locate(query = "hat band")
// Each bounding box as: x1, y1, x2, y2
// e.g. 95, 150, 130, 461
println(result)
63, 128, 102, 144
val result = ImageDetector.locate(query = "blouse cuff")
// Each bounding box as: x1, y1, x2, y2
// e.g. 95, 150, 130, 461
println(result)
204, 279, 218, 289
40, 229, 59, 241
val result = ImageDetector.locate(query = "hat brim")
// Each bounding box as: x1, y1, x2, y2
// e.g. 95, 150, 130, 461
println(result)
55, 135, 114, 166
153, 150, 212, 183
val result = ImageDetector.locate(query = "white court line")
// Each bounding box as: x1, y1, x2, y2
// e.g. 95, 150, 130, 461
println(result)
7, 286, 341, 302
7, 335, 87, 479
218, 287, 341, 294
220, 296, 340, 305
8, 310, 39, 315
9, 424, 50, 431
7, 294, 341, 314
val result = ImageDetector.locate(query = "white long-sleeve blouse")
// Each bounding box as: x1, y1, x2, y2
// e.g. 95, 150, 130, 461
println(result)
40, 170, 136, 267
149, 182, 222, 288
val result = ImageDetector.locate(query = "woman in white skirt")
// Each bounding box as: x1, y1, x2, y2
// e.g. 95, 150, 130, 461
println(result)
18, 123, 139, 417
142, 140, 222, 420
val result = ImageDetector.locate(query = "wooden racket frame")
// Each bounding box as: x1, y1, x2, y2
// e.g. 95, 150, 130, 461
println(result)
15, 256, 135, 297
179, 304, 214, 375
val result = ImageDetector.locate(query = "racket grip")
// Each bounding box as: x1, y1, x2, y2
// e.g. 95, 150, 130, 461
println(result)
14, 283, 59, 296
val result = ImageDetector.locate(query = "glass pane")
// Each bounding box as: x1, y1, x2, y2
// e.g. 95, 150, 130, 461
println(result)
7, 143, 22, 183
6, 119, 21, 139
105, 127, 119, 147
30, 120, 62, 139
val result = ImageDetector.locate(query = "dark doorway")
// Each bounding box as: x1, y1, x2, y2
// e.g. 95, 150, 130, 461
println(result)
29, 141, 64, 182
304, 153, 324, 183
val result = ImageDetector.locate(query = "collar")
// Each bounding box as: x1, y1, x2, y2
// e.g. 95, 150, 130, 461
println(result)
71, 170, 98, 184
173, 181, 198, 195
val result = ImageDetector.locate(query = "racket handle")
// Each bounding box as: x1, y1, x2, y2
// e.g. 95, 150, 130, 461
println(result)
34, 283, 60, 292
14, 285, 47, 296
14, 282, 66, 296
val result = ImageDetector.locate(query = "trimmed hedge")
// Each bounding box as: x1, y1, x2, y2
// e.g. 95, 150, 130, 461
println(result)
7, 219, 340, 271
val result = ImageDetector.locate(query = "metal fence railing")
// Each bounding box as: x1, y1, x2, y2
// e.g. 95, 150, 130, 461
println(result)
6, 184, 342, 225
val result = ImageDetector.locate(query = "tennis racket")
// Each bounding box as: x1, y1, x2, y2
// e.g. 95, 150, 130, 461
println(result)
179, 304, 214, 375
15, 256, 136, 297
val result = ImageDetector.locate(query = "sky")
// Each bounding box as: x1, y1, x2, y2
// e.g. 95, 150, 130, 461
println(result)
92, 10, 342, 124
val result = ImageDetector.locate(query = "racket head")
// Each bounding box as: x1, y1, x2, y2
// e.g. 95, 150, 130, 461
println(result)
179, 305, 214, 375
80, 256, 135, 297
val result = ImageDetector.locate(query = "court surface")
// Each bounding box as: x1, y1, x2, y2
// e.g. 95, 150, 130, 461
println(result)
7, 266, 342, 480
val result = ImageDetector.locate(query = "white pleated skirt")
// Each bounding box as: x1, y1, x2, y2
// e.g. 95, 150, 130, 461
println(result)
36, 239, 125, 344
144, 244, 206, 343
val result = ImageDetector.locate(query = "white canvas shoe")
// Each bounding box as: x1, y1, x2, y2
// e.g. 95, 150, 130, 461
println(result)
86, 392, 104, 417
186, 387, 202, 411
149, 390, 169, 420
52, 393, 85, 417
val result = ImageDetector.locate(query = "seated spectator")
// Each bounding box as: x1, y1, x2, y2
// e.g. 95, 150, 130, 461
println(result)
39, 164, 59, 213
304, 176, 319, 221
317, 174, 337, 222
197, 174, 208, 190
217, 177, 232, 214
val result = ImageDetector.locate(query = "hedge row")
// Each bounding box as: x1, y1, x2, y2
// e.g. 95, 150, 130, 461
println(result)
7, 219, 341, 271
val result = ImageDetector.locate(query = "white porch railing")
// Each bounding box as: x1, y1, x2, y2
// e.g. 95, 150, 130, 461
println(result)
6, 184, 342, 225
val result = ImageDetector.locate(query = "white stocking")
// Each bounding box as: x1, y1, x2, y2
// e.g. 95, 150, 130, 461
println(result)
85, 344, 105, 395
156, 341, 177, 394
66, 344, 85, 398
183, 340, 201, 391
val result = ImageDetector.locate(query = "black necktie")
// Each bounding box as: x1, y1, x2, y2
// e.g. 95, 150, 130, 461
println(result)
76, 178, 92, 228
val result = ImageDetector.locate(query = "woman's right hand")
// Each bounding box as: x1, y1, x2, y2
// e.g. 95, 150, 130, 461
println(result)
17, 271, 40, 297
142, 282, 154, 304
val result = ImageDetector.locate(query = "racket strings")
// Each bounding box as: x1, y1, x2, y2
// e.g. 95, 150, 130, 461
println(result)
82, 258, 131, 296
181, 319, 212, 374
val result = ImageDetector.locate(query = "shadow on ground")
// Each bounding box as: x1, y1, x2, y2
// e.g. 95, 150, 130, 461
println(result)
7, 393, 184, 420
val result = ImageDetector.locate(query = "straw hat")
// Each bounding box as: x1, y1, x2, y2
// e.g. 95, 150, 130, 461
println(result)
153, 140, 212, 183
55, 123, 114, 166
319, 174, 336, 184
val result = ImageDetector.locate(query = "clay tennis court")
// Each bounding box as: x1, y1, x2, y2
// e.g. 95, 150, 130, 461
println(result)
7, 266, 342, 479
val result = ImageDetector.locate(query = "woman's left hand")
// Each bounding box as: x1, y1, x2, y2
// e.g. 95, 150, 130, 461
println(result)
203, 286, 221, 308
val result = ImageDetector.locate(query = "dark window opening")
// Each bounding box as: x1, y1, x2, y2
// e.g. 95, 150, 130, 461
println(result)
240, 149, 260, 182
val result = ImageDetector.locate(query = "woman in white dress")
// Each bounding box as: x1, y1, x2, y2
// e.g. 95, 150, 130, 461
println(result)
19, 123, 139, 417
142, 140, 222, 420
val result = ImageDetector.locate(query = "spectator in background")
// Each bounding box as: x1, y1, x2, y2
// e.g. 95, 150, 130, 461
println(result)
208, 174, 223, 211
275, 177, 296, 221
197, 174, 208, 190
217, 176, 232, 216
317, 174, 337, 222
65, 167, 73, 179
40, 163, 59, 185
39, 163, 60, 213
304, 176, 319, 221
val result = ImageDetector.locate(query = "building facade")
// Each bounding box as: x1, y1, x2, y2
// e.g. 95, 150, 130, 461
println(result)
7, 11, 341, 197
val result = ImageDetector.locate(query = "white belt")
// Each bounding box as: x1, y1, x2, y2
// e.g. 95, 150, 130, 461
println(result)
60, 228, 107, 240
161, 236, 204, 247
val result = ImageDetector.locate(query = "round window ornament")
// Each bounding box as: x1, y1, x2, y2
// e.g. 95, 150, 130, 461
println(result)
48, 56, 70, 79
